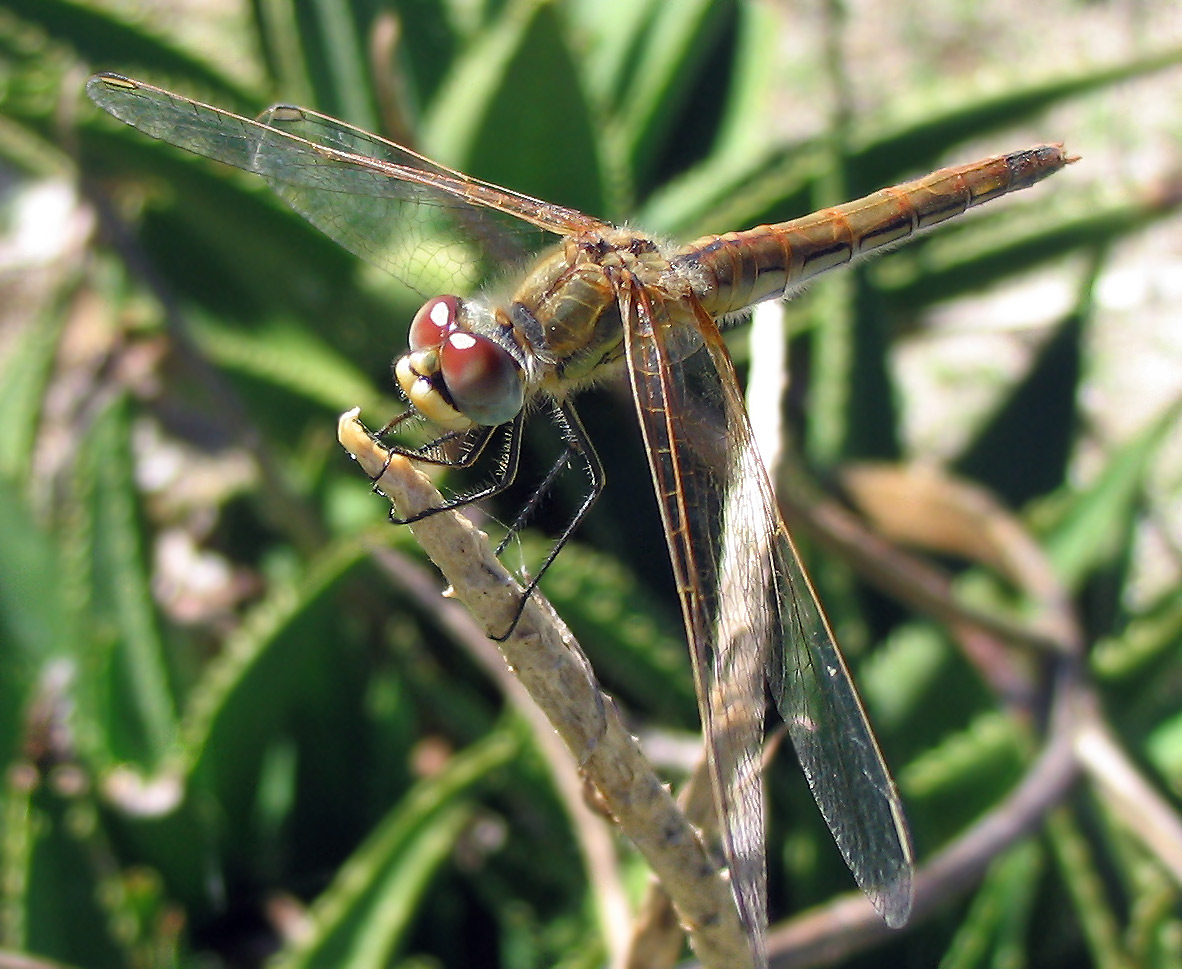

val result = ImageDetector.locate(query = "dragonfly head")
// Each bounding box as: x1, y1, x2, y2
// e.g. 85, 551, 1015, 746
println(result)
395, 295, 525, 430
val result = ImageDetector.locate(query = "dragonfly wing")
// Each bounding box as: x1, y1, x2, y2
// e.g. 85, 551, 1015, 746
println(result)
250, 135, 553, 296
88, 76, 279, 176
252, 104, 601, 233
621, 280, 771, 962
251, 104, 606, 294
768, 524, 915, 926
86, 74, 606, 295
622, 282, 913, 951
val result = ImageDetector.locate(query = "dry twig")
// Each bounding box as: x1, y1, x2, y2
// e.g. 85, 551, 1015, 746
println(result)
338, 408, 753, 969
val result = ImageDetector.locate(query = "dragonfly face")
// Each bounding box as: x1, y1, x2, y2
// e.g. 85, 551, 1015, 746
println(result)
396, 294, 525, 429
86, 71, 1074, 968
394, 226, 677, 429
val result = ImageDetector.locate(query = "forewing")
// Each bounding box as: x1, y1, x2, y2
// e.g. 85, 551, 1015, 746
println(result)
698, 294, 913, 927
86, 74, 607, 295
622, 281, 771, 964
623, 285, 913, 956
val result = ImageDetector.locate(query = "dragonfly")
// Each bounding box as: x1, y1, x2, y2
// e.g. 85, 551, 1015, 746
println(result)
87, 72, 1073, 966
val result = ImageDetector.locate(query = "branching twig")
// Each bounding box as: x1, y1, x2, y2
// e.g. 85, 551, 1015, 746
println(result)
769, 450, 1182, 963
761, 664, 1080, 968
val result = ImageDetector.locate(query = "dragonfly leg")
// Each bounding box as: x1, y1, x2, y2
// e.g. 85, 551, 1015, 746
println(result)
374, 414, 525, 524
491, 399, 605, 641
374, 401, 604, 641
373, 413, 501, 471
493, 415, 572, 558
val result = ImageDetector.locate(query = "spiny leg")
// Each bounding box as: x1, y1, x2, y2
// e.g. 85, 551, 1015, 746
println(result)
491, 399, 605, 641
370, 412, 525, 524
373, 401, 604, 641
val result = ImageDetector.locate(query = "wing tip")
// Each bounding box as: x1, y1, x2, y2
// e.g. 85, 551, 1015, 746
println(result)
873, 866, 914, 929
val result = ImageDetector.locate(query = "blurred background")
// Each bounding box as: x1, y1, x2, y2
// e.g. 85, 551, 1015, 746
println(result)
1, 1, 1181, 967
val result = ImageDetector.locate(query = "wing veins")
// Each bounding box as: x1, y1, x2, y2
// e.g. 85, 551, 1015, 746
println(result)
87, 74, 605, 235
621, 279, 768, 968
685, 299, 915, 929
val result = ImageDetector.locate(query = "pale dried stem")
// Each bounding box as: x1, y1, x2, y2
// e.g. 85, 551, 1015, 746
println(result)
626, 748, 720, 969
367, 543, 632, 967
338, 409, 753, 969
1074, 709, 1182, 886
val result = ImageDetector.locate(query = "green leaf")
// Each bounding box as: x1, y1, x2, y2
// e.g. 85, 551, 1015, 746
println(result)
860, 623, 949, 733
954, 311, 1083, 508
272, 727, 518, 969
939, 840, 1043, 969
181, 537, 371, 783
192, 316, 393, 417
78, 398, 177, 766
0, 290, 64, 483
250, 0, 314, 105
638, 138, 821, 237
1145, 712, 1182, 798
607, 0, 735, 192
293, 0, 377, 129
7, 0, 255, 107
854, 45, 1182, 192
1041, 397, 1181, 591
424, 0, 605, 215
1093, 592, 1182, 683
1046, 809, 1130, 969
0, 476, 71, 773
903, 711, 1026, 842
15, 782, 126, 968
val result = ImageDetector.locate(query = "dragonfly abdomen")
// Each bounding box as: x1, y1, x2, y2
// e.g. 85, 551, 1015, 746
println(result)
680, 144, 1074, 317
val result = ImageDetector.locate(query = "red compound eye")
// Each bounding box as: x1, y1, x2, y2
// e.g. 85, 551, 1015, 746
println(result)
440, 331, 523, 427
408, 295, 459, 350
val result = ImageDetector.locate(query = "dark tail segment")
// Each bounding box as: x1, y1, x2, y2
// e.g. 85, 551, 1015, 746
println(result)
1007, 143, 1080, 191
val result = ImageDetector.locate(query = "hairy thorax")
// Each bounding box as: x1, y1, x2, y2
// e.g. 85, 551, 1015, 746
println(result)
505, 227, 703, 398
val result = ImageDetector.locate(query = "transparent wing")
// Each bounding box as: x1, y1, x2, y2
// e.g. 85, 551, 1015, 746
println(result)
766, 505, 915, 930
621, 280, 768, 961
86, 74, 607, 295
621, 283, 913, 960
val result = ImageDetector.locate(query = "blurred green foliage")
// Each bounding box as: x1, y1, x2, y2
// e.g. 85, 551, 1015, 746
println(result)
1, 1, 1181, 967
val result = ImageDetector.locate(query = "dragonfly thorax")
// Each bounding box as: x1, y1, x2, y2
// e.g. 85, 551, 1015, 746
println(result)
508, 228, 698, 396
